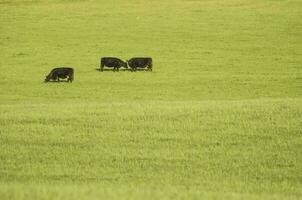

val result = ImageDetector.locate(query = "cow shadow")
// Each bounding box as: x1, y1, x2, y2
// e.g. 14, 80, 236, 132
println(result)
44, 80, 71, 83
95, 68, 151, 72
95, 68, 130, 72
129, 68, 152, 72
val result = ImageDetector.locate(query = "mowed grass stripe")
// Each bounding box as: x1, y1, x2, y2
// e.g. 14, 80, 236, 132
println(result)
0, 183, 301, 200
1, 99, 301, 190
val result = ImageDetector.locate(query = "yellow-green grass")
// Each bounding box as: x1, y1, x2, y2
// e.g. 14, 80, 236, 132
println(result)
0, 0, 302, 199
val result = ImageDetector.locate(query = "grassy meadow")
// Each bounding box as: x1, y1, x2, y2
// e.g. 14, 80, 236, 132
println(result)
0, 0, 302, 199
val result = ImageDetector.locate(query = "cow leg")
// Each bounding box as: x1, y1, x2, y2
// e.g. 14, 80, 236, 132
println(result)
117, 67, 119, 72
100, 62, 104, 72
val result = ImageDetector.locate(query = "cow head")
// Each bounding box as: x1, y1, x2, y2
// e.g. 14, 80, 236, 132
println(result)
44, 75, 51, 82
45, 73, 56, 82
123, 61, 128, 68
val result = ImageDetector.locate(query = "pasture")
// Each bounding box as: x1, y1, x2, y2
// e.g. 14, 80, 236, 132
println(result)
0, 0, 302, 199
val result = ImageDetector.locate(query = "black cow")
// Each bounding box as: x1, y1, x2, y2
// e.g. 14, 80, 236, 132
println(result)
45, 67, 74, 83
100, 57, 128, 72
127, 57, 152, 72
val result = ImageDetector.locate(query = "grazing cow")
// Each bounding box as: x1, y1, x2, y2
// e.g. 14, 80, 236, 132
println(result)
45, 67, 74, 83
127, 57, 152, 72
100, 57, 128, 71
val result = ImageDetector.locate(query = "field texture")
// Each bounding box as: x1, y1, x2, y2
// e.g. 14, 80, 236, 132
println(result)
0, 0, 302, 199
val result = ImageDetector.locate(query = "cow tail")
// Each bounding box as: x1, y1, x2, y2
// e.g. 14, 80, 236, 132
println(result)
70, 69, 74, 82
149, 58, 153, 71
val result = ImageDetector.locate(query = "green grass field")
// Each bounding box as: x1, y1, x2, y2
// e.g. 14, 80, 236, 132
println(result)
1, 0, 302, 199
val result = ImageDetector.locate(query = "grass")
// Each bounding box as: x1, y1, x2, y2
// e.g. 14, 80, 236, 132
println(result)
0, 0, 302, 199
